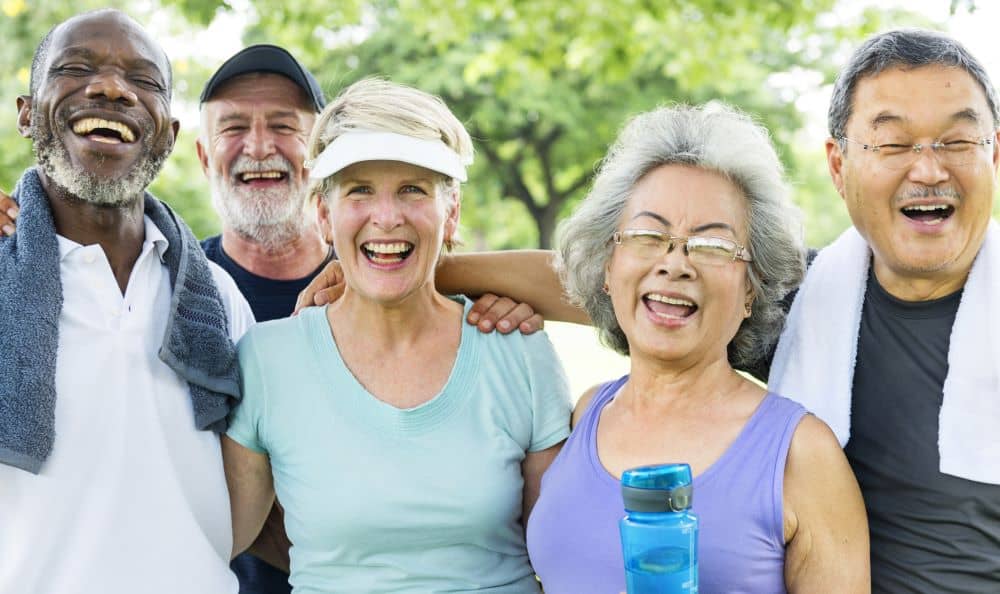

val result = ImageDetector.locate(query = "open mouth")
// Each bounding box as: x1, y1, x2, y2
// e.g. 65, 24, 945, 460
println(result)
237, 171, 288, 184
71, 117, 137, 144
901, 204, 955, 225
362, 241, 414, 265
643, 293, 698, 319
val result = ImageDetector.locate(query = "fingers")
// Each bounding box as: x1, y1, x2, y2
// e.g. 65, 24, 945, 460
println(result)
468, 295, 544, 334
0, 194, 17, 237
467, 293, 501, 330
519, 313, 545, 334
294, 259, 345, 314
496, 302, 539, 334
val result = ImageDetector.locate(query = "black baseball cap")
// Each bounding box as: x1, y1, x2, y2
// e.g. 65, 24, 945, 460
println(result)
200, 44, 326, 112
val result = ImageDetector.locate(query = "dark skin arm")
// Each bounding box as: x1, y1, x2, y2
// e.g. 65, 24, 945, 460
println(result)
246, 503, 291, 573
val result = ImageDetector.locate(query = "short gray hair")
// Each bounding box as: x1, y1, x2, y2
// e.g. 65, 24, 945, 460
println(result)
829, 28, 1000, 141
556, 103, 805, 367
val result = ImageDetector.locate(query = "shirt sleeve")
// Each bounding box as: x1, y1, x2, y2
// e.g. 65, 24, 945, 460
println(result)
522, 330, 572, 452
226, 329, 268, 454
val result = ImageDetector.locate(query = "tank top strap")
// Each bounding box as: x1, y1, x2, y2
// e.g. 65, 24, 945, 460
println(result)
555, 375, 628, 481
697, 393, 808, 550
577, 375, 629, 434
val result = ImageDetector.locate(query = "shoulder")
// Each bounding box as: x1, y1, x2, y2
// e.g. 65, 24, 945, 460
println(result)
764, 392, 809, 419
460, 294, 558, 361
240, 307, 320, 351
571, 376, 627, 428
571, 383, 604, 429
208, 261, 255, 341
785, 414, 849, 486
200, 234, 221, 259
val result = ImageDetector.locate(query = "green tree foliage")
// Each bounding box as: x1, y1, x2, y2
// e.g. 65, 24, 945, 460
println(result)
196, 0, 927, 248
2, 1, 943, 246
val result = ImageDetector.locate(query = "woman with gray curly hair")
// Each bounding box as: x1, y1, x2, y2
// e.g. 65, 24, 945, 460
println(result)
525, 104, 869, 593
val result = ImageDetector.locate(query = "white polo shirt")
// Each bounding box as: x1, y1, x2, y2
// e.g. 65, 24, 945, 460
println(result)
0, 217, 254, 594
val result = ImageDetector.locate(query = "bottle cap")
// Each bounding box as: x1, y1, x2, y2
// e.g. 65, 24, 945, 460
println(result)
621, 463, 693, 512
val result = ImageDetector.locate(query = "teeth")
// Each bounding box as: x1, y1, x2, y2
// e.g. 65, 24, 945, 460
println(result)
646, 294, 695, 307
71, 117, 135, 142
364, 242, 411, 254
240, 171, 285, 181
903, 204, 949, 212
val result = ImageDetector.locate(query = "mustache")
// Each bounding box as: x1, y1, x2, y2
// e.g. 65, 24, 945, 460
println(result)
895, 186, 961, 201
229, 155, 293, 177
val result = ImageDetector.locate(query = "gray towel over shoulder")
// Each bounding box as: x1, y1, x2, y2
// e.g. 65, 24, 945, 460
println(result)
0, 167, 241, 474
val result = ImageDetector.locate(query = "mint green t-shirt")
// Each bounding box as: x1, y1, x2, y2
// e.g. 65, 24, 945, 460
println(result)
227, 297, 572, 594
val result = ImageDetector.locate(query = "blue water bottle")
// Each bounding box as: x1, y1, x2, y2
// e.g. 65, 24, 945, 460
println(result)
619, 463, 698, 593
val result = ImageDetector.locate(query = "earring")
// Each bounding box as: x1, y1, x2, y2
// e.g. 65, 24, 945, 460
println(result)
744, 301, 753, 317
602, 282, 610, 294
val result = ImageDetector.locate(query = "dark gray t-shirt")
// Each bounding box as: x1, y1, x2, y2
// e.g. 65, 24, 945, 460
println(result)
845, 271, 1000, 593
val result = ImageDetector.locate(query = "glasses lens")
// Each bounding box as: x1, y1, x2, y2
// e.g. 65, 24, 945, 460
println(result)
619, 230, 669, 259
880, 139, 988, 170
686, 237, 737, 266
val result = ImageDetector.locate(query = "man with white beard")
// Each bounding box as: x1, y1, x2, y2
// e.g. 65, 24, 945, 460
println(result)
197, 45, 333, 323
197, 45, 332, 594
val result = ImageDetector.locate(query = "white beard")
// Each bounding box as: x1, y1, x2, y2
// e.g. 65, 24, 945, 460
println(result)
210, 155, 308, 251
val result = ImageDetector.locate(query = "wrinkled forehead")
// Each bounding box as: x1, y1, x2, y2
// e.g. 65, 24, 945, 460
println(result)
47, 12, 170, 80
623, 164, 750, 238
849, 65, 994, 135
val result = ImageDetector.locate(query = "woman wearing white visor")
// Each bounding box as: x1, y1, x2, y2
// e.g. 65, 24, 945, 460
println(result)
222, 78, 571, 593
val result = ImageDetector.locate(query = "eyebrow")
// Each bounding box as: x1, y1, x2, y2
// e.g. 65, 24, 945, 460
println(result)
52, 47, 165, 81
950, 108, 984, 125
215, 111, 303, 125
630, 211, 737, 235
869, 112, 905, 129
869, 108, 984, 129
631, 211, 671, 227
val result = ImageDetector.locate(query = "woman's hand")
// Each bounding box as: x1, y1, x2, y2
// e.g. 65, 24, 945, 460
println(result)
294, 259, 346, 312
0, 190, 18, 236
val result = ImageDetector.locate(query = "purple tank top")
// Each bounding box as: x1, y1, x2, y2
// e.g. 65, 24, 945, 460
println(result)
527, 375, 807, 594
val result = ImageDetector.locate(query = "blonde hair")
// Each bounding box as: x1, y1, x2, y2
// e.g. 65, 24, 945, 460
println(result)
308, 78, 473, 195
307, 78, 473, 250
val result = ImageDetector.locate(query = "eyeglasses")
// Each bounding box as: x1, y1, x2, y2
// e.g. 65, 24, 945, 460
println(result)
612, 229, 752, 267
837, 135, 994, 170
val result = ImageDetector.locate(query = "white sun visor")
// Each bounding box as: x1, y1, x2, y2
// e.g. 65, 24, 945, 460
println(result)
306, 130, 471, 182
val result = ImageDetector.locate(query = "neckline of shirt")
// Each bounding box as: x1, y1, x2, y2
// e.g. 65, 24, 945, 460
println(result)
305, 296, 480, 434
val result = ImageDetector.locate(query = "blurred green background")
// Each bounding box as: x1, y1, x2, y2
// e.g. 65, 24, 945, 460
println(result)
6, 0, 982, 250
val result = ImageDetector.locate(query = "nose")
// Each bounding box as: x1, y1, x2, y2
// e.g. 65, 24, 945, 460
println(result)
907, 146, 951, 186
243, 121, 276, 161
655, 241, 696, 280
84, 72, 138, 106
371, 192, 404, 231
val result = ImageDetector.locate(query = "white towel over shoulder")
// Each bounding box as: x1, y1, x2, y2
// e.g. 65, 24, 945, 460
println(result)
769, 222, 1000, 485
